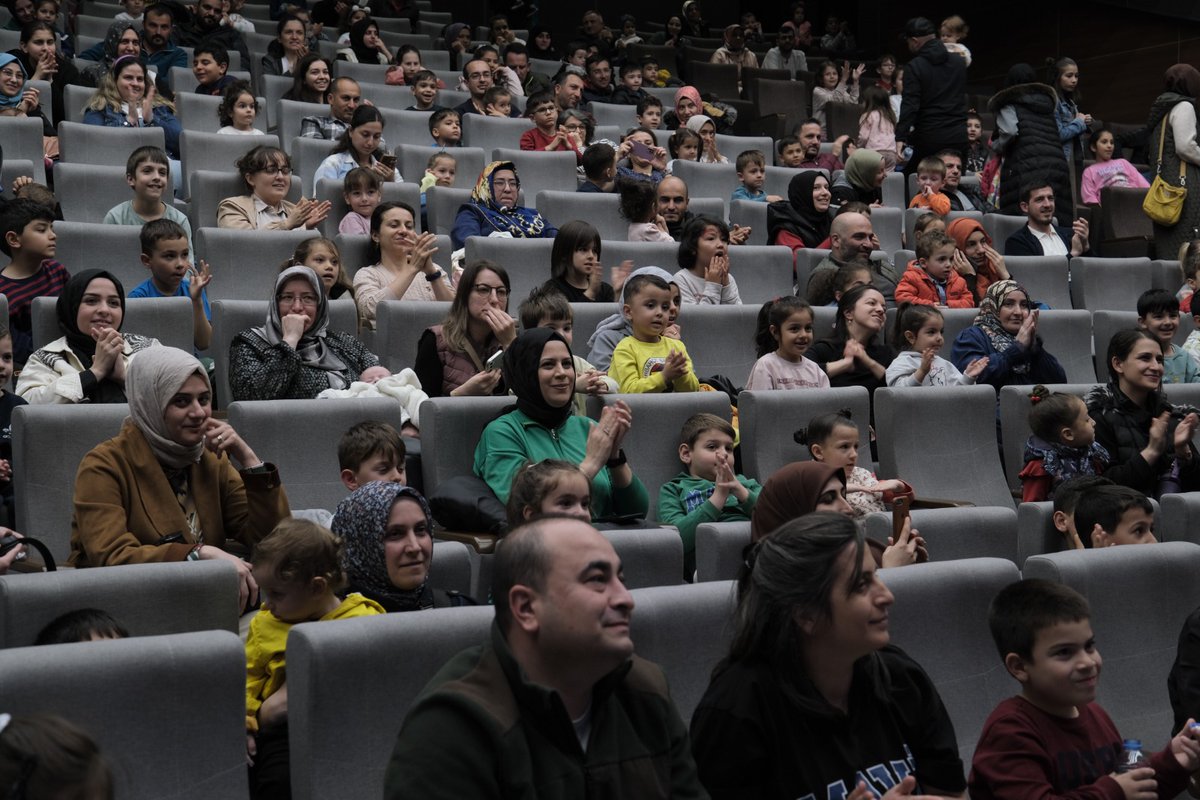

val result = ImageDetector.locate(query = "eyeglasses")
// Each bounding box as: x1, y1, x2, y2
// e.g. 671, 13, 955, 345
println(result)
259, 165, 292, 176
0, 68, 22, 80
492, 178, 519, 189
279, 293, 319, 306
472, 285, 509, 299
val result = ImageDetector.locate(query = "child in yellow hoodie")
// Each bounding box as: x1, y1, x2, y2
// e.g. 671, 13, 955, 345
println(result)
245, 518, 384, 797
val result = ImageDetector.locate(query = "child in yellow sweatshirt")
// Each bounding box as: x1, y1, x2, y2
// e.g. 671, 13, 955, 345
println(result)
609, 272, 700, 393
245, 518, 384, 797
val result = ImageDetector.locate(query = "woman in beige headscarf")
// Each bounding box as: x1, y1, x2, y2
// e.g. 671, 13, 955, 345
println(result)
70, 347, 289, 609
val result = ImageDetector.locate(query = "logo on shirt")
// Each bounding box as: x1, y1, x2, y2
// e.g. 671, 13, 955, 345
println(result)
803, 745, 916, 800
643, 357, 666, 377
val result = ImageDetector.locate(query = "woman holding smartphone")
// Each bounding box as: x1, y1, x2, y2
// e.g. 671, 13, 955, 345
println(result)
313, 105, 400, 188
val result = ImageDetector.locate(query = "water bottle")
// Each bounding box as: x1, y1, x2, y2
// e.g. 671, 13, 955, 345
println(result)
1116, 739, 1147, 774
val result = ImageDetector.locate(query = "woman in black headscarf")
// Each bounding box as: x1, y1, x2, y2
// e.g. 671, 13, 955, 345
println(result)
767, 171, 833, 252
472, 327, 649, 520
1146, 64, 1200, 260
332, 482, 475, 611
336, 16, 392, 64
988, 62, 1073, 218
17, 269, 159, 404
228, 266, 380, 401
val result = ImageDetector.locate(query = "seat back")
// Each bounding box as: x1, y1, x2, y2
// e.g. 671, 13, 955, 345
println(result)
1099, 186, 1153, 255
179, 130, 277, 197
374, 300, 451, 372
875, 385, 1014, 507
462, 236, 554, 305
0, 560, 239, 648
864, 506, 1019, 563
694, 520, 750, 583
738, 386, 872, 480
51, 220, 143, 279
195, 227, 316, 301
63, 83, 93, 124
597, 391, 731, 520
533, 191, 627, 240
726, 245, 794, 304
425, 185, 472, 235
290, 135, 338, 194
1016, 500, 1069, 561
12, 403, 130, 560
332, 60, 391, 84
461, 113, 533, 151
997, 383, 1099, 490
601, 527, 684, 588
1091, 310, 1139, 381
381, 109, 436, 150
1156, 493, 1200, 545
0, 630, 249, 800
728, 199, 767, 246
32, 296, 195, 355
687, 60, 739, 98
881, 557, 1022, 761
628, 580, 738, 721
491, 147, 579, 200
1076, 256, 1154, 312
286, 605, 494, 800
676, 304, 762, 384
228, 398, 408, 512
0, 116, 47, 183
670, 160, 737, 217
1035, 310, 1095, 384
175, 91, 266, 134
395, 144, 486, 192
276, 98, 329, 151
871, 206, 904, 256
52, 163, 133, 224
588, 101, 638, 127
418, 396, 515, 494
1023, 541, 1200, 748
59, 120, 167, 166
600, 240, 680, 271
982, 213, 1029, 255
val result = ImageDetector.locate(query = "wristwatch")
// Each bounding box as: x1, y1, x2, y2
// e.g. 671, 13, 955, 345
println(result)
424, 269, 444, 282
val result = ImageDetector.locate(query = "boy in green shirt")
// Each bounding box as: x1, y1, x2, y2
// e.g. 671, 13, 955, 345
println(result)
658, 412, 761, 580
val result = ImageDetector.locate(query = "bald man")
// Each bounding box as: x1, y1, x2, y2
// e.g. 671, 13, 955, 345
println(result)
804, 211, 899, 305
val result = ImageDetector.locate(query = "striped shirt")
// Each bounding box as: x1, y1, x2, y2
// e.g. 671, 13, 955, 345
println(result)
0, 259, 70, 365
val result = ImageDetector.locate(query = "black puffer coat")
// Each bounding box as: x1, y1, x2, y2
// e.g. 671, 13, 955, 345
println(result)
989, 82, 1073, 218
1085, 382, 1200, 497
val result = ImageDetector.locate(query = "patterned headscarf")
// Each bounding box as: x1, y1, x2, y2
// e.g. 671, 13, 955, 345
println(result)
252, 266, 349, 389
468, 161, 549, 238
332, 482, 434, 611
972, 279, 1035, 363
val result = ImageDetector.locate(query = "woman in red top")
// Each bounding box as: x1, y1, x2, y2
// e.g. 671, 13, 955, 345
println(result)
766, 171, 832, 253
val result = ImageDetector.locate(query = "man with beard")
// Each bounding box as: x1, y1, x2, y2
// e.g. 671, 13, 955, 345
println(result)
172, 0, 250, 72
656, 176, 751, 244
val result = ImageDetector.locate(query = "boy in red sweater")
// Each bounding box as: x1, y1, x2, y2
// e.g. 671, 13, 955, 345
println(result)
970, 579, 1200, 800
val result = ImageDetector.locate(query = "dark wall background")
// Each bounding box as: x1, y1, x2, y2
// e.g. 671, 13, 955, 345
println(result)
450, 1, 1200, 123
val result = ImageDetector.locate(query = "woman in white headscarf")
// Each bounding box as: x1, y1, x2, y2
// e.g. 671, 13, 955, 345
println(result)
69, 347, 289, 609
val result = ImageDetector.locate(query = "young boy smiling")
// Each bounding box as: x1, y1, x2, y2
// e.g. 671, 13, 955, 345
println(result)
970, 579, 1200, 799
129, 219, 212, 351
1137, 289, 1200, 384
104, 146, 193, 252
658, 412, 760, 579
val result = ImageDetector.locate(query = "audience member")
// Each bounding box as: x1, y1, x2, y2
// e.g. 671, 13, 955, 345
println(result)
888, 303, 985, 386
947, 217, 1008, 303
1138, 288, 1199, 384
675, 216, 740, 305
552, 64, 585, 111
218, 80, 263, 133
218, 145, 330, 230
0, 714, 112, 799
104, 145, 193, 250
229, 266, 380, 401
451, 161, 558, 250
260, 12, 306, 76
586, 265, 679, 372
384, 515, 701, 796
1080, 127, 1149, 204
989, 64, 1075, 218
413, 260, 513, 397
767, 171, 831, 252
0, 198, 68, 367
281, 53, 332, 103
808, 284, 893, 401
129, 219, 211, 352
805, 212, 898, 304
337, 17, 391, 64
939, 149, 994, 212
830, 148, 885, 205
544, 220, 617, 302
579, 142, 616, 192
10, 20, 79, 125
1147, 64, 1200, 260
191, 43, 235, 96
895, 17, 967, 181
300, 76, 363, 141
746, 295, 827, 390
793, 119, 845, 171
337, 420, 405, 491
895, 229, 972, 307
1004, 181, 1089, 257
1019, 386, 1110, 502
354, 201, 452, 328
761, 25, 805, 77
581, 53, 613, 105
609, 271, 699, 394
338, 167, 381, 235
313, 104, 399, 186
812, 60, 860, 135
84, 56, 182, 160
175, 0, 250, 69
952, 280, 1065, 392
609, 60, 649, 106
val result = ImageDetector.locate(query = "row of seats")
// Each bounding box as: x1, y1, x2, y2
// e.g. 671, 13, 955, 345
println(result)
22, 375, 1200, 562
4, 541, 1197, 799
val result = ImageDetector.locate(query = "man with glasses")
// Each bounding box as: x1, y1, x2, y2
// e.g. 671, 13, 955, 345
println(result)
175, 0, 250, 72
455, 58, 521, 117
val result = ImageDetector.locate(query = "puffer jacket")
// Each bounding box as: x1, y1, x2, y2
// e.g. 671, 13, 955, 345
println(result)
1085, 382, 1200, 497
989, 82, 1073, 218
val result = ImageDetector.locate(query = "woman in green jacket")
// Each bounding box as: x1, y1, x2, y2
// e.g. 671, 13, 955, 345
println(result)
473, 327, 649, 522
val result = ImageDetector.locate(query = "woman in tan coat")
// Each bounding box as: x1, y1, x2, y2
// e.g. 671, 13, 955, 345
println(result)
69, 347, 289, 609
216, 144, 331, 231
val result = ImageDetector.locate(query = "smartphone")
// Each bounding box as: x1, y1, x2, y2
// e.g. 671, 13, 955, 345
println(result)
891, 495, 910, 543
630, 140, 654, 161
485, 349, 504, 372
379, 153, 397, 170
